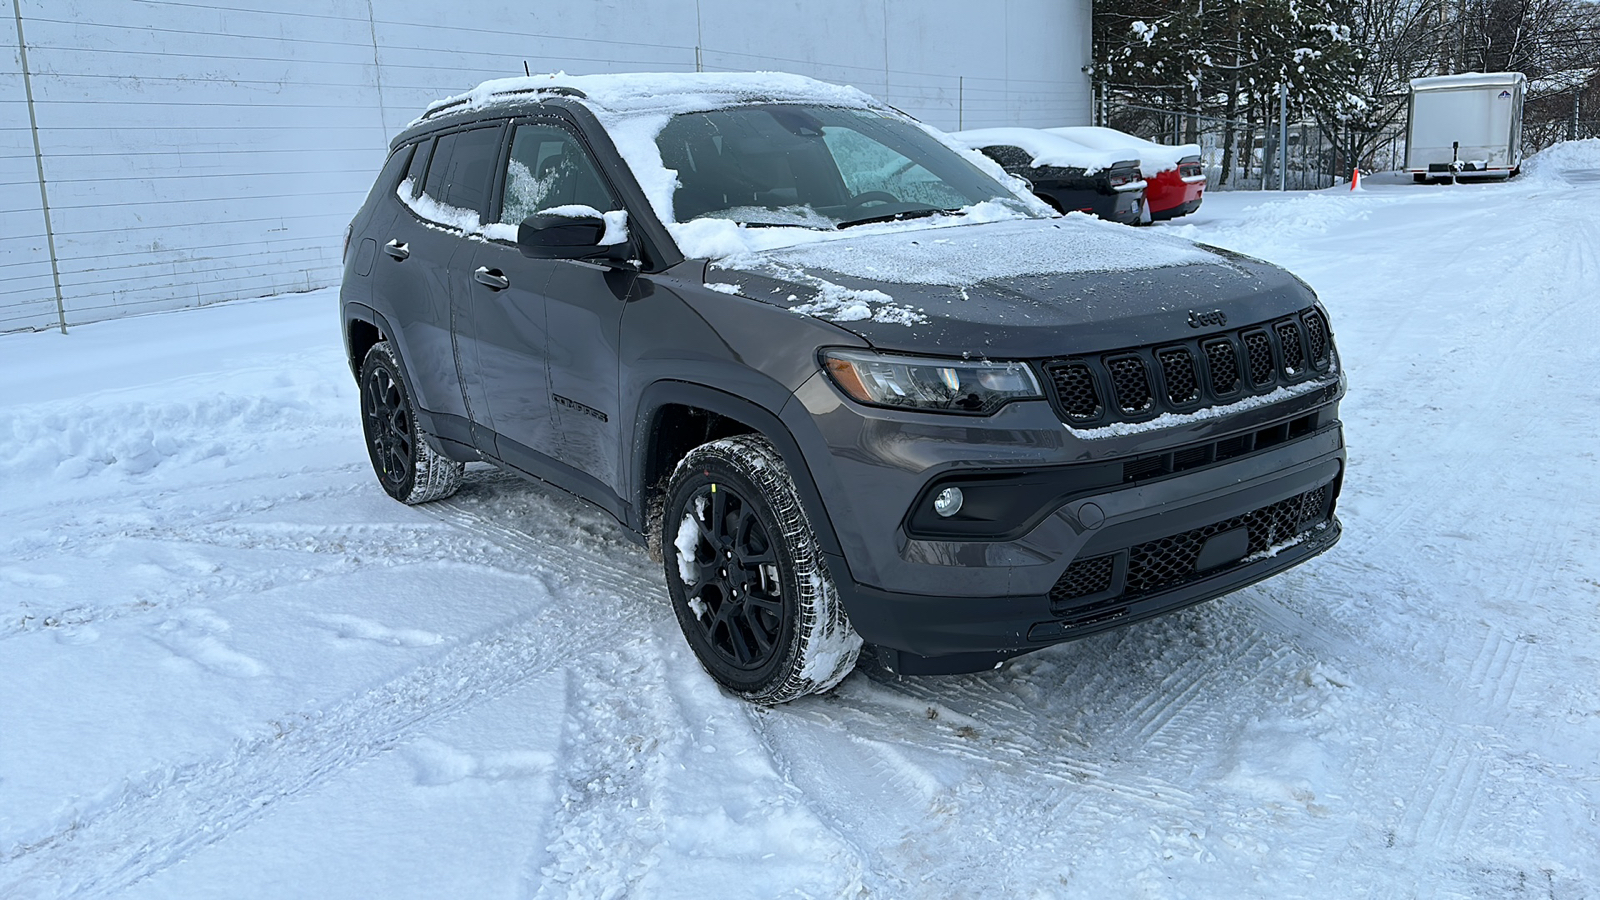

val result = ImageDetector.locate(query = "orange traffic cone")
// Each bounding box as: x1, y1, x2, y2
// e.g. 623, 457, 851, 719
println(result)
1350, 167, 1361, 190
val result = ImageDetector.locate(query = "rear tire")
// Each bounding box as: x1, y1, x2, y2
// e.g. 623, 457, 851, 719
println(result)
662, 435, 861, 704
358, 341, 463, 504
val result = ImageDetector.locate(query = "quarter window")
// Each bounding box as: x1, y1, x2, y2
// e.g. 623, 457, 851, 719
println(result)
403, 138, 432, 196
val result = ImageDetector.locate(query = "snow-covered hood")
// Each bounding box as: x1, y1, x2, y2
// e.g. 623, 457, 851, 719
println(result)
706, 216, 1316, 357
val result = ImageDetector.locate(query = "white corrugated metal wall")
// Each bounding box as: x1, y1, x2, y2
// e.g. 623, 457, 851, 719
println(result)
1, 0, 1091, 333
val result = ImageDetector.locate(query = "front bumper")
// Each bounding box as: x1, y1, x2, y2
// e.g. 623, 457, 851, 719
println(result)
793, 371, 1345, 670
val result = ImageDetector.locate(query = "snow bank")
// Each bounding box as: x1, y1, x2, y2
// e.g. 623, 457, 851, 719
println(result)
0, 391, 342, 483
949, 127, 1131, 174
1517, 138, 1600, 183
1047, 126, 1200, 175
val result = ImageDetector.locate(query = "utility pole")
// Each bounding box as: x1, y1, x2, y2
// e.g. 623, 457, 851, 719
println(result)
1279, 82, 1289, 191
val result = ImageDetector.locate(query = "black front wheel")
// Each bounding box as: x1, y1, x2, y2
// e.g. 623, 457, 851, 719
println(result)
358, 341, 463, 504
662, 435, 861, 703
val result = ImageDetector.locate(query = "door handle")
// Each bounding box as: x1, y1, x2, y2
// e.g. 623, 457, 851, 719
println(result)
383, 239, 409, 260
474, 266, 511, 291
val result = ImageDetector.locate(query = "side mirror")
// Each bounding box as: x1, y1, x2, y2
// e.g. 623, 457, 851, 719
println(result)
517, 209, 630, 261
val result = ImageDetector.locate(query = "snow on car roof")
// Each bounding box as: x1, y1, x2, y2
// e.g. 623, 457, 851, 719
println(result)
1410, 71, 1527, 92
1045, 126, 1200, 175
949, 127, 1131, 175
417, 70, 881, 123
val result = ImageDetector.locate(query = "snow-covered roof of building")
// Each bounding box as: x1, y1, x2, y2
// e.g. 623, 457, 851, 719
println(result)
1410, 71, 1527, 92
416, 71, 880, 124
948, 127, 1131, 173
1044, 126, 1200, 175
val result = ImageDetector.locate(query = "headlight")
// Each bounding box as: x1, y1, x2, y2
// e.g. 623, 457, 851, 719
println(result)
821, 349, 1042, 415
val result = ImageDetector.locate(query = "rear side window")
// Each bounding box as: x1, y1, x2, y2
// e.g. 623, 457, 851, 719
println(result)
421, 125, 504, 221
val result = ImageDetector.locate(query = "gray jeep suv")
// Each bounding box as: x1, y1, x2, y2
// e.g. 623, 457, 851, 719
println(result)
340, 72, 1346, 703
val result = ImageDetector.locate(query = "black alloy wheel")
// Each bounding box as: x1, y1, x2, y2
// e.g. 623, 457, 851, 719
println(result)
357, 341, 463, 504
677, 482, 786, 672
363, 363, 413, 495
662, 435, 861, 703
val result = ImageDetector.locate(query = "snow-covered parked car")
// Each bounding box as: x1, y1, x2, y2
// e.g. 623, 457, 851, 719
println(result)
949, 127, 1148, 224
340, 72, 1346, 703
1048, 126, 1206, 220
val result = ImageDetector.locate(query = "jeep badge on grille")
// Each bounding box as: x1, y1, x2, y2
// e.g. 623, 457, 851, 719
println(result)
1189, 309, 1227, 328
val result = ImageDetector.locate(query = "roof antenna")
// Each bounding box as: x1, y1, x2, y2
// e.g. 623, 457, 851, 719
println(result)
523, 61, 530, 77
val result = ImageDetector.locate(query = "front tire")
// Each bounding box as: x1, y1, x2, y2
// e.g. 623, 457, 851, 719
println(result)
662, 435, 861, 704
358, 341, 464, 504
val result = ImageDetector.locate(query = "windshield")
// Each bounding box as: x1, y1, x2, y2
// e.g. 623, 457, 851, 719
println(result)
654, 104, 1034, 229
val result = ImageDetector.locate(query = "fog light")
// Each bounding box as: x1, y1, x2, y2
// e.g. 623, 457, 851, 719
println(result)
933, 486, 964, 518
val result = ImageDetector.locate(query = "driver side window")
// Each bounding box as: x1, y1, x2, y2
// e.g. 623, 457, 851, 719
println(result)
499, 124, 616, 224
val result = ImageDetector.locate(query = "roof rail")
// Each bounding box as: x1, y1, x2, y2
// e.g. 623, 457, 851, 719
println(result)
420, 84, 589, 121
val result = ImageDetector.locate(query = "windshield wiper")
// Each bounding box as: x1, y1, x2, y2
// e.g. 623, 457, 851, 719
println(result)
835, 207, 960, 229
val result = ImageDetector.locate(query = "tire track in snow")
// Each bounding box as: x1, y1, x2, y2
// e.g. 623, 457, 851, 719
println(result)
751, 668, 1213, 893
1464, 629, 1531, 717
1, 475, 673, 900
1122, 632, 1279, 749
1338, 196, 1588, 562
1395, 737, 1485, 857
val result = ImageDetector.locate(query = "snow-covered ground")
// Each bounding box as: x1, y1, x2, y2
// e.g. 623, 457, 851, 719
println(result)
4, 145, 1600, 899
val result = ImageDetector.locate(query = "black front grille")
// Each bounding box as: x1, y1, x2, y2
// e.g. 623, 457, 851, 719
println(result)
1276, 321, 1305, 372
1158, 348, 1200, 404
1048, 361, 1101, 421
1049, 484, 1332, 610
1040, 311, 1335, 428
1107, 355, 1154, 414
1243, 330, 1276, 386
1303, 310, 1329, 365
1203, 339, 1241, 395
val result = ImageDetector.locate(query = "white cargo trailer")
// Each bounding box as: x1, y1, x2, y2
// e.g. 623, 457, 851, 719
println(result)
1405, 72, 1525, 183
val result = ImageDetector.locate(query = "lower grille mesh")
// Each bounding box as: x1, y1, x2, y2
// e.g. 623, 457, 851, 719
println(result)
1049, 554, 1116, 604
1050, 484, 1331, 609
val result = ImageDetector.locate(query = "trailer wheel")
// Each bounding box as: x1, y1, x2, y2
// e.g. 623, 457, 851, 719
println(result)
1413, 173, 1427, 184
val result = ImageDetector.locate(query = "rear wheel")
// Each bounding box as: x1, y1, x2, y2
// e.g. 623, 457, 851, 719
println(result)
358, 341, 463, 504
662, 435, 861, 703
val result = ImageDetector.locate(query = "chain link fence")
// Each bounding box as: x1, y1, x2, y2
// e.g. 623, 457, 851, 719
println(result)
1101, 102, 1409, 191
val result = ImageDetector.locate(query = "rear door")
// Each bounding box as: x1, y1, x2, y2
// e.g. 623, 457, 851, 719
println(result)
373, 123, 503, 449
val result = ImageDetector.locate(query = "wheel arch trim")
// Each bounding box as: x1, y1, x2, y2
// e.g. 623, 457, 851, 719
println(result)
632, 380, 845, 561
